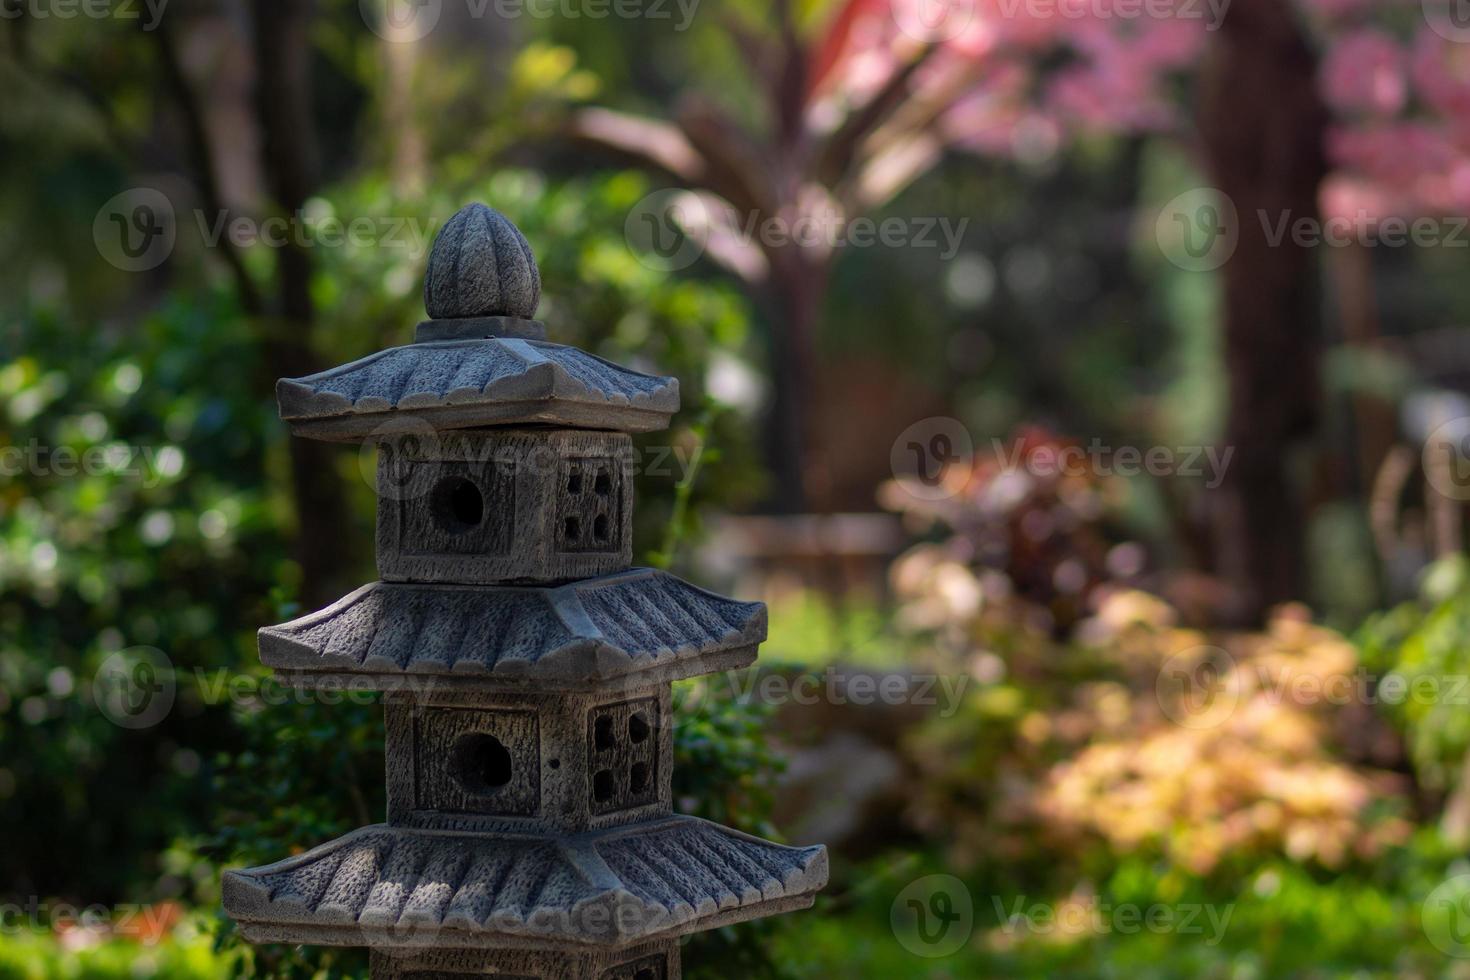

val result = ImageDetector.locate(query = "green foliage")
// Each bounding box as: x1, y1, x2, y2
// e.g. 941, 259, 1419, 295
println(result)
0, 163, 767, 967
1357, 554, 1470, 794
0, 298, 284, 902
672, 674, 789, 979
0, 925, 231, 980
764, 837, 1468, 980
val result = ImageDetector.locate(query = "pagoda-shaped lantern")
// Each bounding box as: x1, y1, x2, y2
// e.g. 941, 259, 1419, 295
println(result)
222, 203, 827, 979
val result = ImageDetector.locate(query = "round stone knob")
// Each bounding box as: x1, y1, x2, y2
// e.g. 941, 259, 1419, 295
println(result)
424, 203, 541, 320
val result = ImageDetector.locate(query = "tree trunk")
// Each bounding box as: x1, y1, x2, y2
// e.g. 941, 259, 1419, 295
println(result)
762, 245, 827, 514
1198, 0, 1328, 623
252, 0, 358, 604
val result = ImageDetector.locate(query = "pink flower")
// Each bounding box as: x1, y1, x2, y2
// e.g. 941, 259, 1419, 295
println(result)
1329, 121, 1455, 180
1412, 25, 1470, 119
1319, 29, 1406, 115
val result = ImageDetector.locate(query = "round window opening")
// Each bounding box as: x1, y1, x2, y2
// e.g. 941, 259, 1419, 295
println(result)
431, 475, 484, 534
450, 733, 512, 795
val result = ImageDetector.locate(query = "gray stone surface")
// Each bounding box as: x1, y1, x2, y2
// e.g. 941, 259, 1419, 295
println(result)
258, 568, 765, 689
414, 316, 547, 343
383, 686, 674, 834
222, 816, 828, 949
376, 430, 635, 585
425, 204, 540, 320
276, 339, 679, 441
228, 201, 825, 978
367, 941, 680, 980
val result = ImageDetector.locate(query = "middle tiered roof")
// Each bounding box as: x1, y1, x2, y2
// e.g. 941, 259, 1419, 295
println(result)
259, 568, 765, 689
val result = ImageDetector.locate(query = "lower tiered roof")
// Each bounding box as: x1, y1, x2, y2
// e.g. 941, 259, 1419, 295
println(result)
223, 816, 827, 950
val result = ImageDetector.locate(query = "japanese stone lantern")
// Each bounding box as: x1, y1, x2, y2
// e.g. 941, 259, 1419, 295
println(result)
222, 203, 827, 979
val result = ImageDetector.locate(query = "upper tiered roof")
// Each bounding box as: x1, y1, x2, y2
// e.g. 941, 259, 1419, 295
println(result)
277, 204, 679, 440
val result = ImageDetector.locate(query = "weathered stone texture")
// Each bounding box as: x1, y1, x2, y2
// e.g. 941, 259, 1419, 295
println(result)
424, 204, 540, 320
259, 568, 766, 689
376, 429, 634, 585
224, 202, 824, 979
277, 339, 679, 440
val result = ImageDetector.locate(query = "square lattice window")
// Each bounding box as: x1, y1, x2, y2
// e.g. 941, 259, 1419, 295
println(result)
587, 698, 658, 815
557, 457, 621, 554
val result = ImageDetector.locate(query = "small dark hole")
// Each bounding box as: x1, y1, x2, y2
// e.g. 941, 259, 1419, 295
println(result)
567, 471, 582, 493
431, 476, 484, 534
630, 762, 650, 794
593, 514, 610, 541
450, 733, 512, 795
564, 516, 580, 542
628, 712, 650, 743
594, 715, 615, 751
594, 469, 612, 495
593, 769, 615, 802
548, 758, 560, 770
635, 970, 655, 980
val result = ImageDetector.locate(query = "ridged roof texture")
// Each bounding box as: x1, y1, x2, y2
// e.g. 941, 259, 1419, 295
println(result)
223, 817, 827, 948
259, 568, 765, 686
276, 338, 679, 440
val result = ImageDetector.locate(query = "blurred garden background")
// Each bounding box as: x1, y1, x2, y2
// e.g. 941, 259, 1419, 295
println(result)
13, 0, 1470, 975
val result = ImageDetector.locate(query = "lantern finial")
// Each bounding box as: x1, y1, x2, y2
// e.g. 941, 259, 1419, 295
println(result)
424, 202, 541, 320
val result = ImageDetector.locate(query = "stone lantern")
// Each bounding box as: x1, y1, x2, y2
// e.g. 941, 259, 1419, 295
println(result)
222, 203, 827, 979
